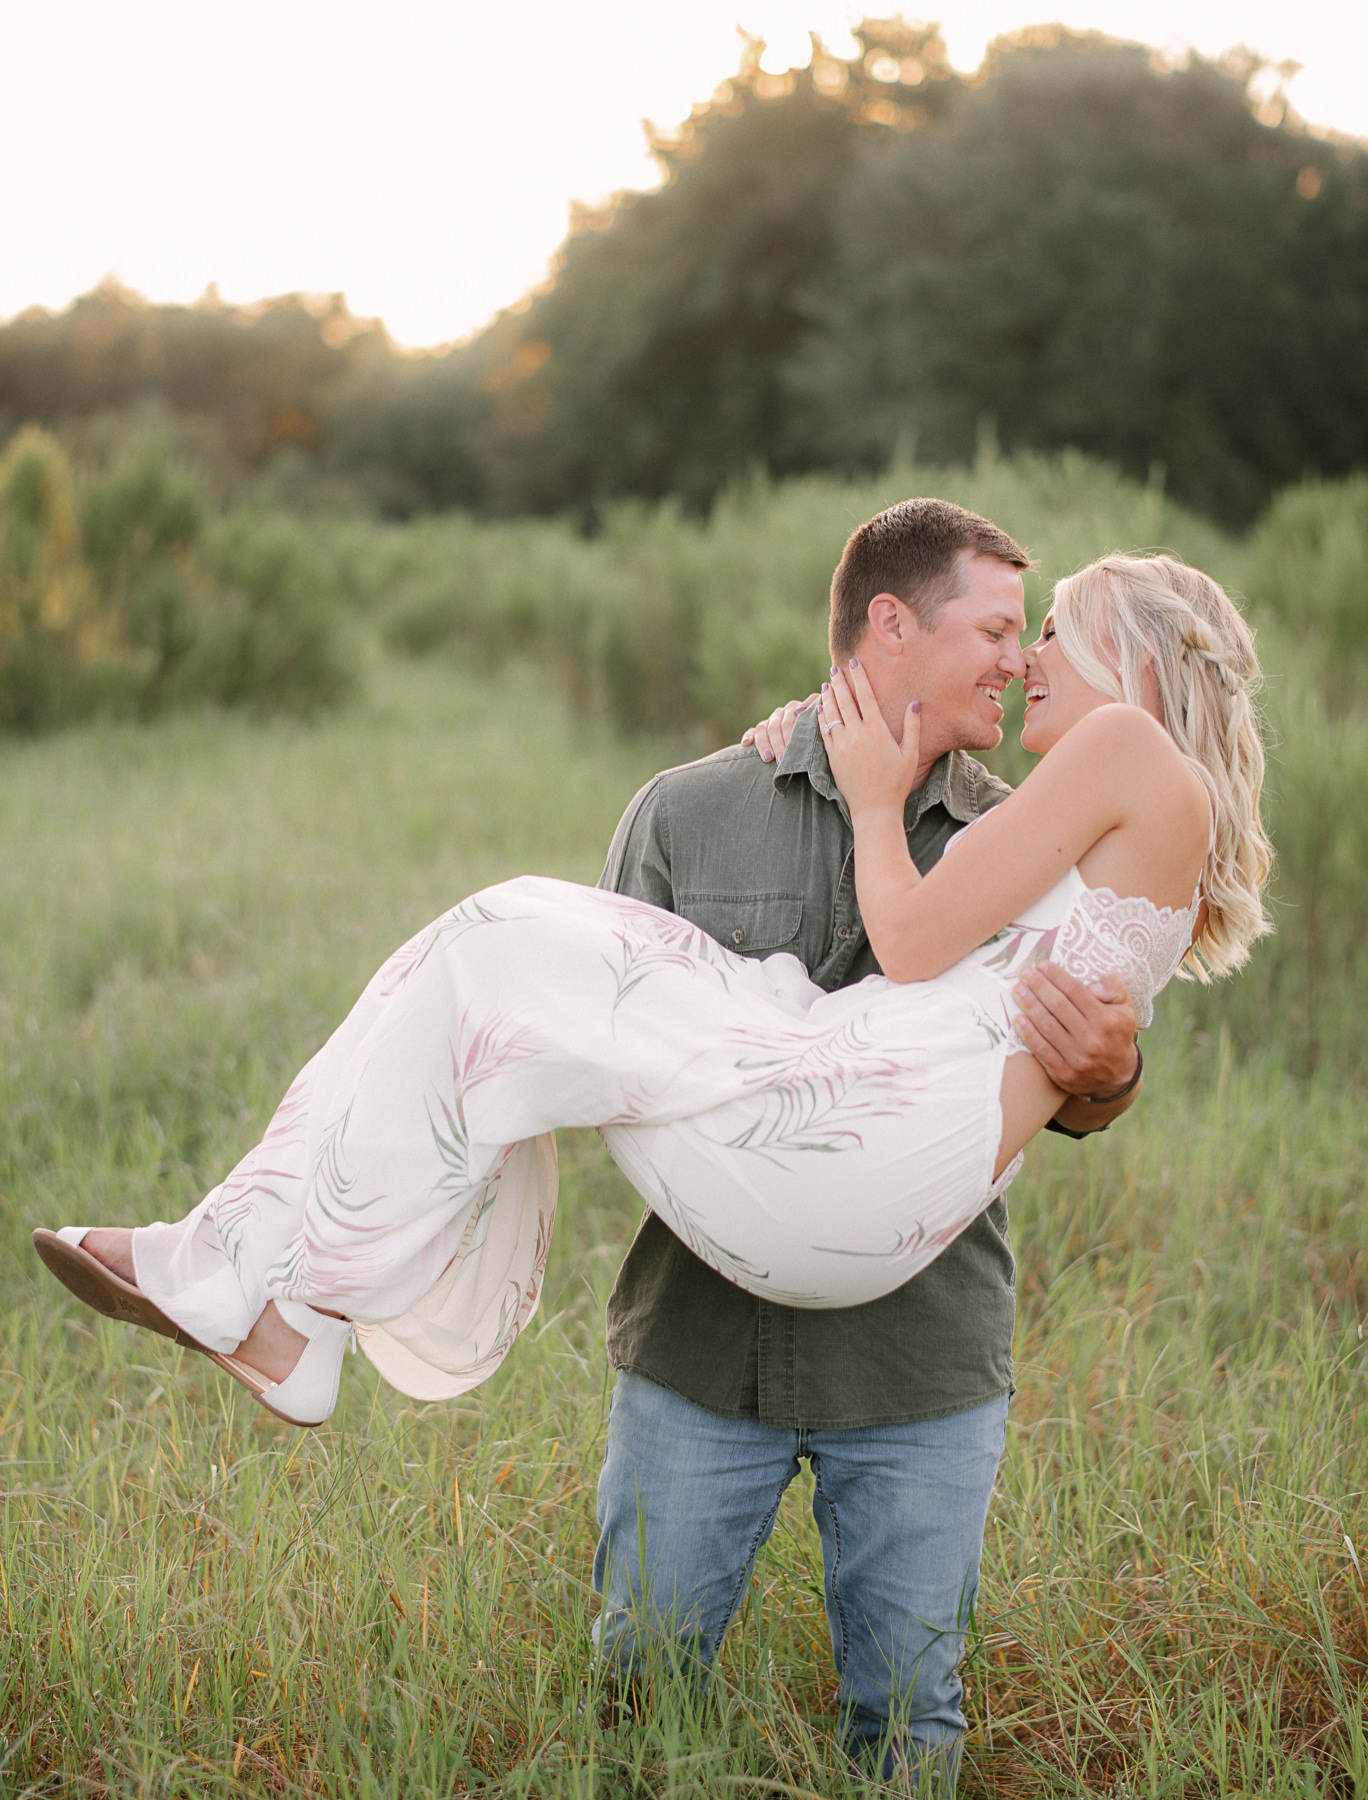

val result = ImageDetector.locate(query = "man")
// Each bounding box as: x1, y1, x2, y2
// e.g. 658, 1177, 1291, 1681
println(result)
593, 498, 1141, 1785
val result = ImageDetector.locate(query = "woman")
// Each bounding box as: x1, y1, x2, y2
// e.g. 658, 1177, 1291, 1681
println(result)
34, 554, 1272, 1427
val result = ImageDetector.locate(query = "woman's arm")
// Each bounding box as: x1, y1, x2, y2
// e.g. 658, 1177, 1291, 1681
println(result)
821, 663, 1184, 983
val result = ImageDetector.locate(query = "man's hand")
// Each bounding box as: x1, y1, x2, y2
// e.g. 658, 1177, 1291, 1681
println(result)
1011, 963, 1141, 1135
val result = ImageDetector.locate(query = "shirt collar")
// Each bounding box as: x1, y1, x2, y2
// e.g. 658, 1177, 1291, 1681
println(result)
776, 707, 992, 825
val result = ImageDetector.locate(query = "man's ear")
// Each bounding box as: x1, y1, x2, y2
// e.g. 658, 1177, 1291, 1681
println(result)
865, 592, 915, 656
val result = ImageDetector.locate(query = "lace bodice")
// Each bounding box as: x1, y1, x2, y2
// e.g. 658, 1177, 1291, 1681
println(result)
927, 859, 1200, 1049
1050, 878, 1200, 1025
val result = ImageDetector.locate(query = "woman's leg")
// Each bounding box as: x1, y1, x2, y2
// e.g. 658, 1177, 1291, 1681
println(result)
995, 1051, 1066, 1175
81, 1228, 313, 1384
45, 877, 1036, 1408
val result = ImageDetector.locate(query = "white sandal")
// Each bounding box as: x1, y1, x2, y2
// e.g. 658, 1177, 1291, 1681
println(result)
259, 1301, 356, 1427
33, 1228, 354, 1428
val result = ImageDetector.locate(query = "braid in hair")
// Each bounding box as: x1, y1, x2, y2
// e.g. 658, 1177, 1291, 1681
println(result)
1049, 555, 1273, 979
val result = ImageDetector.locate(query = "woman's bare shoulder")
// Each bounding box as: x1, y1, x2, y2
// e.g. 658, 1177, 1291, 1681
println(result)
1043, 704, 1208, 831
1058, 705, 1193, 786
1067, 704, 1210, 859
1069, 703, 1174, 754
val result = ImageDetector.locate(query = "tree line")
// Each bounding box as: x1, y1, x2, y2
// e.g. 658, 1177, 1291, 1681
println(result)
2, 23, 1366, 526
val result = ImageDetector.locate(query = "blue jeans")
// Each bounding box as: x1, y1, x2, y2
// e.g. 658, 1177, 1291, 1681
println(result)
593, 1372, 1009, 1785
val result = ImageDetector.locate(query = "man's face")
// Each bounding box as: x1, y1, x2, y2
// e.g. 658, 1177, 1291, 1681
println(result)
903, 553, 1029, 756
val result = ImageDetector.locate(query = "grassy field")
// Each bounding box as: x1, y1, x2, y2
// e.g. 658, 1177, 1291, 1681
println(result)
2, 658, 1366, 1797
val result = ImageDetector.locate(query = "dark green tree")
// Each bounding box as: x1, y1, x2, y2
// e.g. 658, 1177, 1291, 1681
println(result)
0, 282, 391, 468
4, 28, 1365, 525
790, 31, 1368, 521
468, 22, 962, 514
451, 26, 1368, 523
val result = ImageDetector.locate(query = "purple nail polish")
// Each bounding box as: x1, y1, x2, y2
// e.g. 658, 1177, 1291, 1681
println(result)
911, 700, 922, 714
849, 657, 859, 668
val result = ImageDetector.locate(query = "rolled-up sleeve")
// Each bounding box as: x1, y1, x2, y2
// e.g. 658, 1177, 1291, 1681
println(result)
599, 774, 675, 909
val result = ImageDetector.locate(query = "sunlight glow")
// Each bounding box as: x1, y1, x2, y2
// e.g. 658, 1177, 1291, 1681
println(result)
0, 0, 1363, 348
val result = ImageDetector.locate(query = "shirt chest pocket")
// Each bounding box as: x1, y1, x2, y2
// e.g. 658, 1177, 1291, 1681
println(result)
676, 891, 805, 955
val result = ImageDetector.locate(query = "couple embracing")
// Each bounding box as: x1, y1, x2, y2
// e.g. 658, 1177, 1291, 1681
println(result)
37, 497, 1271, 1786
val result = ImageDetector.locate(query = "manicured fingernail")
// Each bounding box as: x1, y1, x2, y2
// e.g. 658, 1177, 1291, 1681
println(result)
794, 702, 808, 712
911, 700, 922, 714
761, 749, 774, 761
849, 657, 859, 668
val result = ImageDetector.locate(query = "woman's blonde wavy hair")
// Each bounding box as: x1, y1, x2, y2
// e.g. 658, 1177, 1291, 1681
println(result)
1050, 553, 1273, 980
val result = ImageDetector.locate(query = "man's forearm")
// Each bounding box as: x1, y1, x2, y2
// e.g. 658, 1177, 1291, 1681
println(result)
1048, 1041, 1143, 1139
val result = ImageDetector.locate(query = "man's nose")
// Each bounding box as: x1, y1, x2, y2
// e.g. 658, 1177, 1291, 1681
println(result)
999, 639, 1028, 680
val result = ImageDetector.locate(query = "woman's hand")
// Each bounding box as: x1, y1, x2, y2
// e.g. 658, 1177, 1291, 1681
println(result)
741, 693, 818, 763
819, 662, 922, 819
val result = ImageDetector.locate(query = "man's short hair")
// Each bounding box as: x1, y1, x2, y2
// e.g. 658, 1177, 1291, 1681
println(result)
829, 498, 1031, 662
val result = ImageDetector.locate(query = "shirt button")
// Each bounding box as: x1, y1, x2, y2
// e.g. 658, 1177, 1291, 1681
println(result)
731, 928, 745, 945
836, 925, 851, 940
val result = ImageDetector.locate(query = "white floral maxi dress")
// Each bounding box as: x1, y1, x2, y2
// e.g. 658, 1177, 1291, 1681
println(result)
133, 869, 1199, 1401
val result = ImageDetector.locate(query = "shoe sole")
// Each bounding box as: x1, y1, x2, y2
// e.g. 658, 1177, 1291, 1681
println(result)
31, 1229, 317, 1427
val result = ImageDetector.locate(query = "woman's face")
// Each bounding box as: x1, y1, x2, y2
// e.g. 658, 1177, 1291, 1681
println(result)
1020, 611, 1116, 754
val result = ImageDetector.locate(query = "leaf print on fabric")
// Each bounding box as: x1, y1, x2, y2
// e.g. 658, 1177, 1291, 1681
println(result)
261, 1066, 314, 1145
705, 1014, 926, 1162
216, 1156, 305, 1256
728, 1014, 912, 1091
603, 894, 710, 951
211, 1066, 322, 1281
376, 895, 517, 997
306, 1102, 366, 1223
603, 927, 738, 1026
501, 1204, 554, 1349
649, 1176, 831, 1305
215, 1067, 312, 1216
650, 1175, 772, 1288
594, 1071, 673, 1128
426, 1085, 475, 1200
374, 918, 446, 998
708, 1077, 894, 1161
977, 923, 1060, 976
481, 1268, 537, 1368
959, 1003, 1010, 1050
810, 1209, 969, 1267
455, 1015, 543, 1094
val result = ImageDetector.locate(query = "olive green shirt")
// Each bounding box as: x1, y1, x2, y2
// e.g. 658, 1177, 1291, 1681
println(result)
598, 707, 1017, 1429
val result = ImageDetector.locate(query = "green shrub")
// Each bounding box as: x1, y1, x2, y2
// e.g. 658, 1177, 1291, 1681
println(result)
377, 444, 1239, 750
79, 435, 207, 712
0, 427, 131, 730
1240, 473, 1368, 707
1197, 616, 1368, 1075
381, 513, 570, 663
0, 432, 355, 730
185, 509, 355, 716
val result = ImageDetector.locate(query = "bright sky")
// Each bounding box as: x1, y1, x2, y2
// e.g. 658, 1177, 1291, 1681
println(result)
3, 0, 1364, 348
